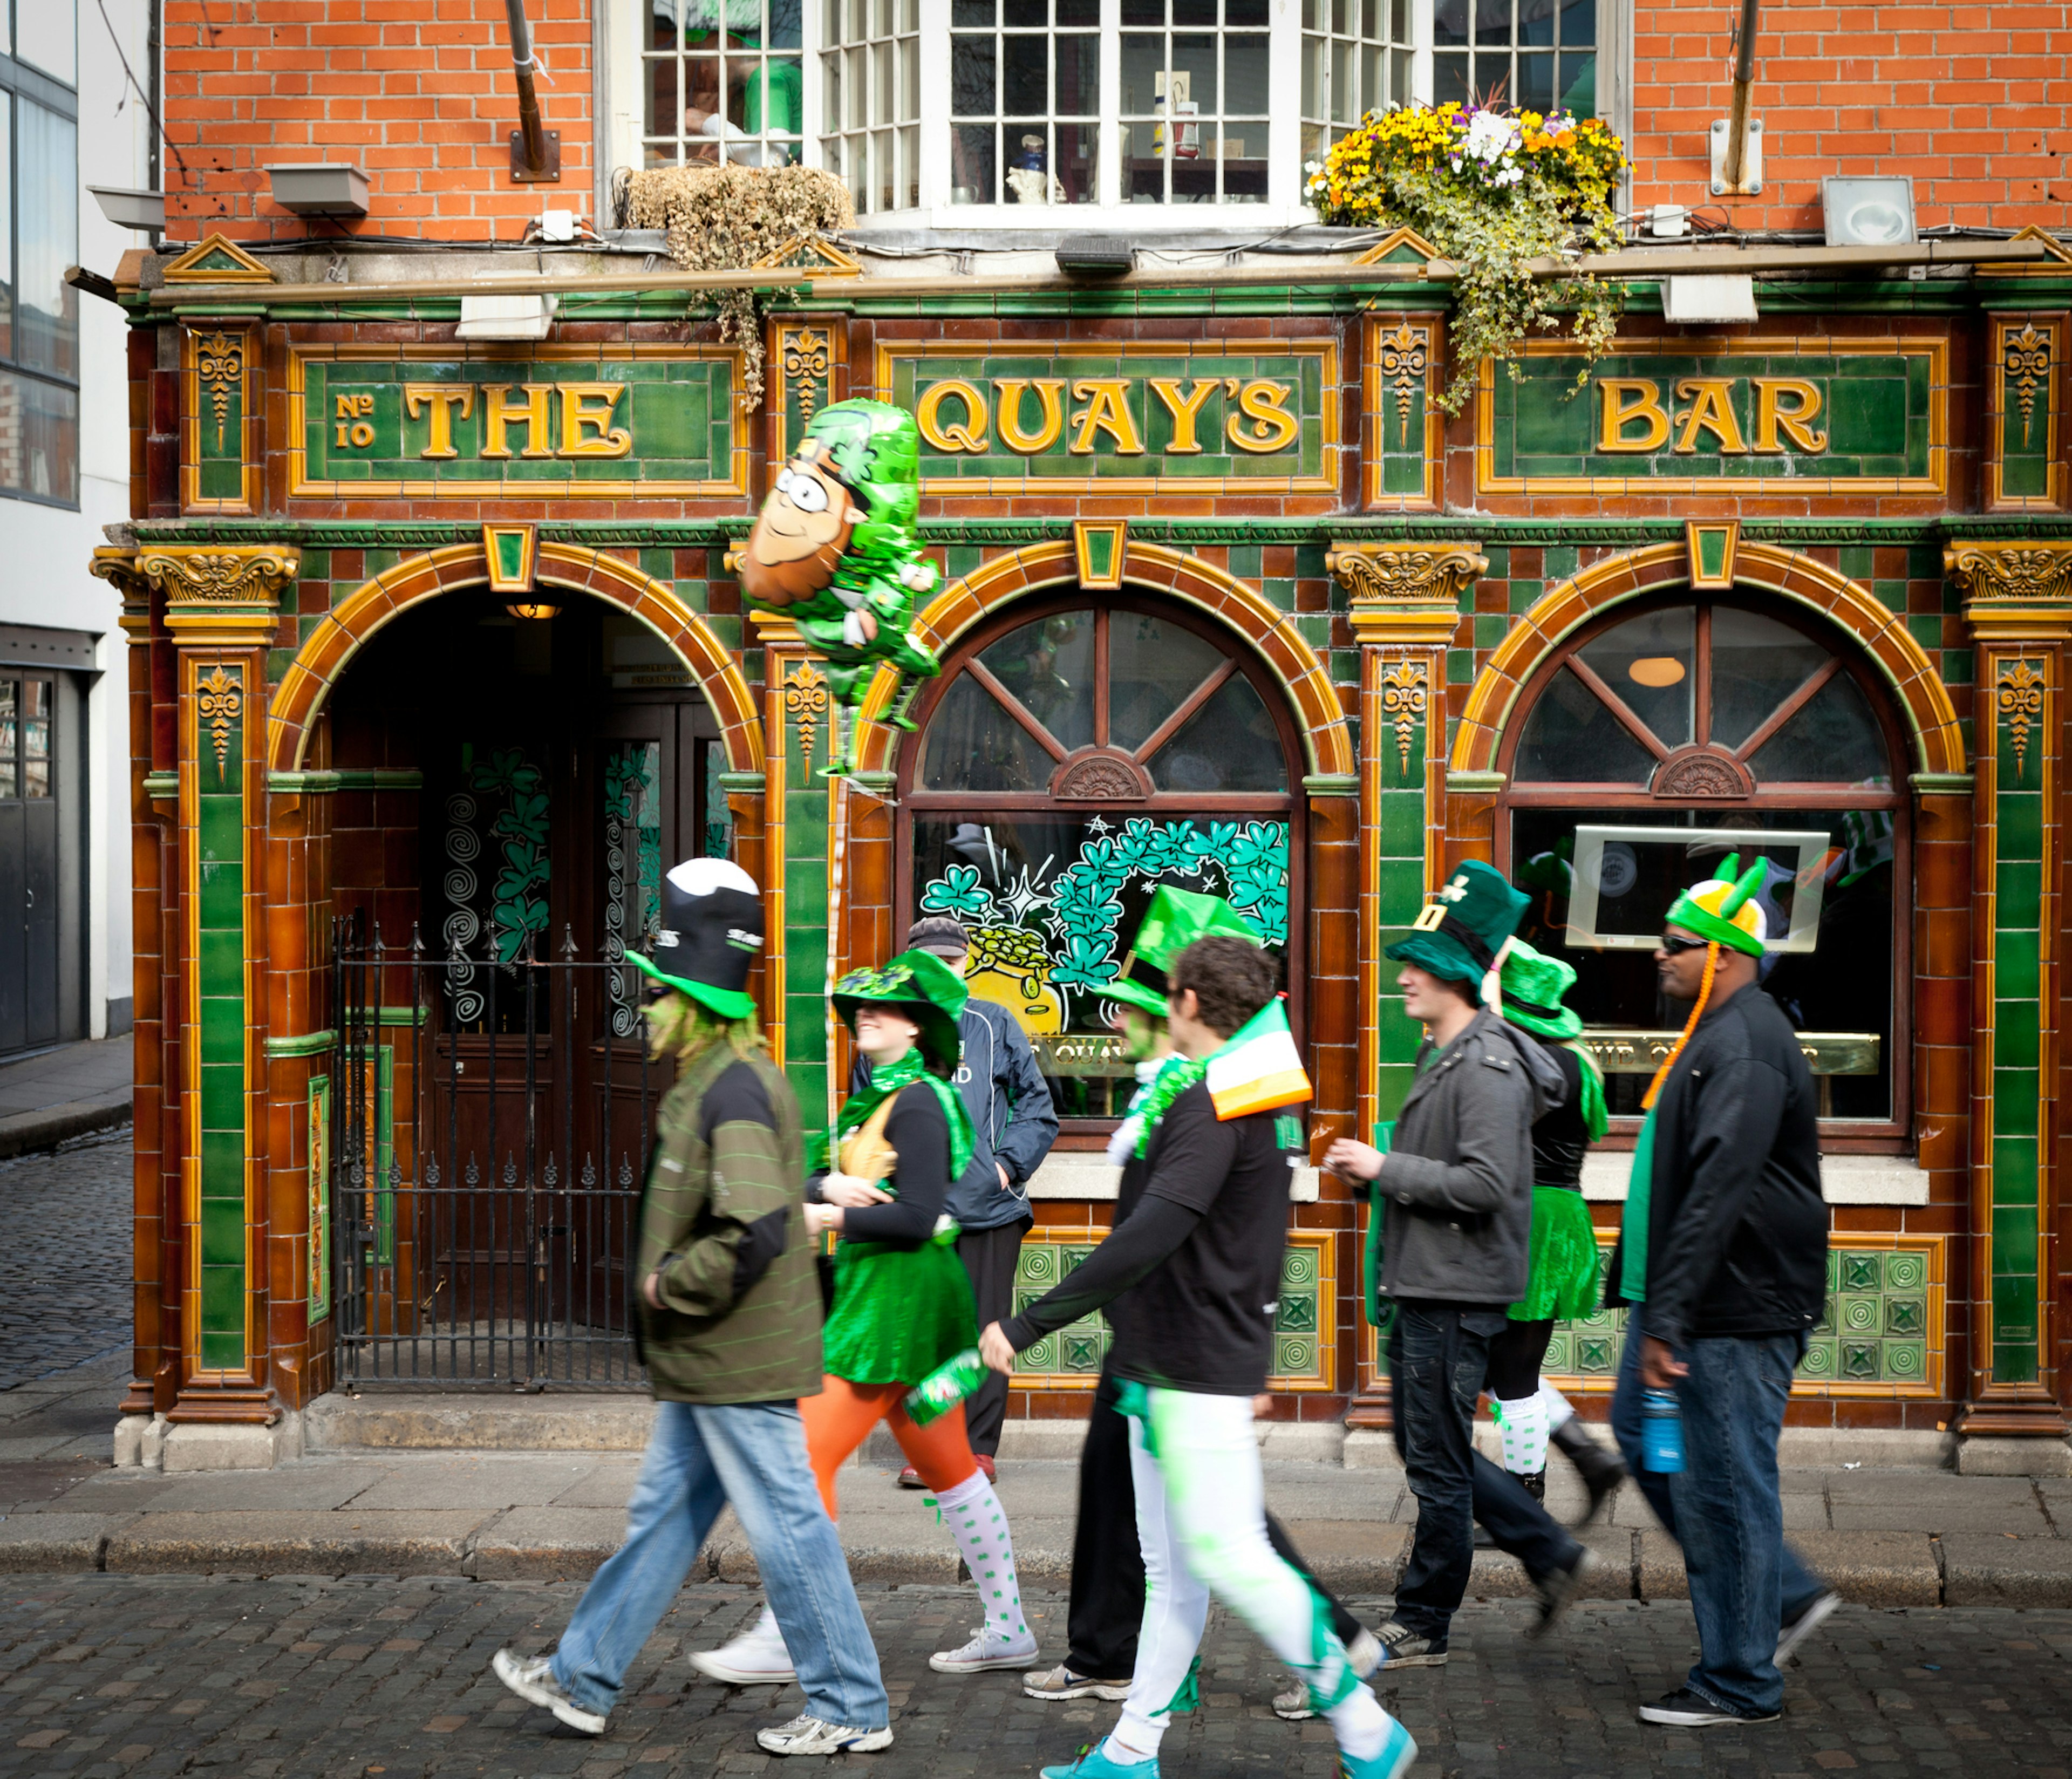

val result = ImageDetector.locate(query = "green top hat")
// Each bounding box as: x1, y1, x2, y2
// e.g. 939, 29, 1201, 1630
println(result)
1107, 885, 1260, 1016
1664, 853, 1770, 957
625, 858, 763, 1021
831, 948, 969, 1076
1496, 938, 1583, 1040
1384, 860, 1531, 989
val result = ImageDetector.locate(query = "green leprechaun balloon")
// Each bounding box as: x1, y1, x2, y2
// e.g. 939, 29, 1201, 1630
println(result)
739, 399, 941, 774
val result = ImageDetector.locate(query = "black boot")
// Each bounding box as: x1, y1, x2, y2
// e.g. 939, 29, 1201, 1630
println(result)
1522, 1468, 1546, 1503
1551, 1419, 1627, 1526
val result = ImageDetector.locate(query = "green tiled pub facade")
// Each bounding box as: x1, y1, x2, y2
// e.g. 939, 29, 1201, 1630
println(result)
98, 235, 2072, 1469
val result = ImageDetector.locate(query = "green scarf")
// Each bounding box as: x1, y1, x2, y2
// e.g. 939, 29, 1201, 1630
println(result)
1132, 1052, 1209, 1158
1618, 1101, 1658, 1302
828, 1048, 976, 1187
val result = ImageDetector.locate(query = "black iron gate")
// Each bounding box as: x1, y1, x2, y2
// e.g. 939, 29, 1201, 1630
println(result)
329, 914, 669, 1388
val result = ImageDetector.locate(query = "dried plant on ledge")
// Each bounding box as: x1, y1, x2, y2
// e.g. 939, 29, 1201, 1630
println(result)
1307, 104, 1627, 414
624, 164, 857, 405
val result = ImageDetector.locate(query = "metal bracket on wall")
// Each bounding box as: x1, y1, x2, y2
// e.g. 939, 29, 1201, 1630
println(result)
509, 128, 562, 182
1709, 118, 1764, 195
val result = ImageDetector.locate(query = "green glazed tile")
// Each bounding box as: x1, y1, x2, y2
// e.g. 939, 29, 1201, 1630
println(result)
201, 1130, 244, 1193
201, 1265, 244, 1338
200, 1330, 245, 1372
200, 1063, 244, 1135
1992, 1070, 2040, 1136
197, 928, 244, 991
1994, 997, 2040, 1068
1998, 940, 2039, 1000
1992, 1133, 2039, 1200
199, 1000, 244, 1066
201, 1198, 244, 1268
197, 863, 243, 931
1379, 789, 1426, 855
1998, 861, 2042, 929
1992, 1209, 2038, 1278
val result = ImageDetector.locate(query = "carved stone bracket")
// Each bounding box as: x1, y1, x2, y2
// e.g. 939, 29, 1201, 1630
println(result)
1949, 541, 2072, 643
1332, 541, 1486, 649
136, 543, 301, 645
90, 547, 156, 636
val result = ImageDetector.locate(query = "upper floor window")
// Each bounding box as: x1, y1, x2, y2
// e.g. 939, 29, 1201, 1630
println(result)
609, 0, 1619, 219
643, 1, 806, 168
0, 1, 78, 508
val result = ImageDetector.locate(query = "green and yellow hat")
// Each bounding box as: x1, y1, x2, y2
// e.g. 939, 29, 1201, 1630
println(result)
1664, 853, 1769, 957
1496, 939, 1583, 1040
1107, 885, 1260, 1017
831, 947, 969, 1075
1384, 860, 1531, 993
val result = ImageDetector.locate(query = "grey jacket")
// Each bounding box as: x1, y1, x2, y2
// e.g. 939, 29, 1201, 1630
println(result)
853, 997, 1058, 1233
1375, 1007, 1568, 1305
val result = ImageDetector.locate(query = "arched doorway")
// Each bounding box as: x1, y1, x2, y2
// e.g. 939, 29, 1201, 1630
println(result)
897, 591, 1305, 1136
316, 588, 738, 1384
1496, 592, 1910, 1139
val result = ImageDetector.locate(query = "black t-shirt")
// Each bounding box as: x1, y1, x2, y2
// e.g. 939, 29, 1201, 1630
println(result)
1108, 1080, 1300, 1396
1530, 1041, 1587, 1191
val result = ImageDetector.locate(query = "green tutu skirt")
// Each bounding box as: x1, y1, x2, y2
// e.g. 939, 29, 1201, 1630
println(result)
822, 1240, 979, 1386
1508, 1185, 1602, 1323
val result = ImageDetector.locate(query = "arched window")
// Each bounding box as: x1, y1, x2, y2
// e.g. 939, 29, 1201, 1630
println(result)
900, 595, 1302, 1130
1499, 597, 1909, 1134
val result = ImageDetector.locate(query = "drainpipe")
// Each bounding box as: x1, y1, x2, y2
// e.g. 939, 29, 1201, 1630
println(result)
1722, 0, 1761, 189
502, 0, 562, 183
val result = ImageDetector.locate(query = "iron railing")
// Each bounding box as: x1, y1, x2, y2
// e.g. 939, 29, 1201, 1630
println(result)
329, 914, 667, 1389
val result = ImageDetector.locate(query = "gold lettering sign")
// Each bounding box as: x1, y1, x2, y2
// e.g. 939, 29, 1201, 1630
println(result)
1597, 379, 1672, 452
911, 374, 1300, 459
1753, 378, 1828, 453
1599, 376, 1829, 458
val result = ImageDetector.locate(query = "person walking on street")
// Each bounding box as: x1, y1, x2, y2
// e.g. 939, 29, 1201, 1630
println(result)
699, 947, 1041, 1686
489, 860, 894, 1757
1007, 890, 1380, 1715
985, 933, 1417, 1779
1484, 940, 1627, 1523
881, 915, 1057, 1485
1608, 856, 1839, 1728
1324, 863, 1594, 1669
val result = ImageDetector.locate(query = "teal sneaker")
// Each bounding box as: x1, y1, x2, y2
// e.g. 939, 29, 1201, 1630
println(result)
1039, 1744, 1160, 1779
1339, 1720, 1419, 1779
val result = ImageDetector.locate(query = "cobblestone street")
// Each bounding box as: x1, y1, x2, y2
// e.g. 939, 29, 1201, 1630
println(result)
0, 1132, 132, 1392
2, 1577, 2068, 1778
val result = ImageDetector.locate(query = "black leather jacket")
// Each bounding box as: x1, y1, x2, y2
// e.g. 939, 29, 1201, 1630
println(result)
1606, 982, 1827, 1347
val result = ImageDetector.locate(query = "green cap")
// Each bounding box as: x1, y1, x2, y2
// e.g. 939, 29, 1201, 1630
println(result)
1384, 860, 1531, 988
1664, 853, 1770, 957
831, 948, 969, 1074
1107, 885, 1260, 1016
1496, 938, 1583, 1040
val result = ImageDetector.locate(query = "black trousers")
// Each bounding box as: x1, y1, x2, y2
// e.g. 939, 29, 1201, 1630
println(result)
1067, 1361, 1364, 1678
956, 1221, 1026, 1458
1484, 1317, 1556, 1403
1389, 1301, 1577, 1645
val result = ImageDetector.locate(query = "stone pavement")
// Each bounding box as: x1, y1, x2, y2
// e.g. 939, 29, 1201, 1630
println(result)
0, 1039, 132, 1160
0, 1130, 133, 1389
2, 1575, 2069, 1778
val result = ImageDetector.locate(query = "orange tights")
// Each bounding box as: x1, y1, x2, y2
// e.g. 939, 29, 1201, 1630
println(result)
799, 1375, 978, 1520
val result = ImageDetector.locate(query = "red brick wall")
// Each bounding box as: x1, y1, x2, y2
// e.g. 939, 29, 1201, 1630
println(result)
164, 0, 595, 241
1628, 2, 2072, 232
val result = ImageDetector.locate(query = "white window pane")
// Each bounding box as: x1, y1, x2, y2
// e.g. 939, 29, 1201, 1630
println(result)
901, 36, 919, 117
18, 101, 77, 381
952, 124, 996, 200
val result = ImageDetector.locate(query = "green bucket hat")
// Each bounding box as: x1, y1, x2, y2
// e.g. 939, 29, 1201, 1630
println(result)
1106, 885, 1260, 1016
1496, 938, 1583, 1040
831, 948, 969, 1075
1383, 860, 1531, 991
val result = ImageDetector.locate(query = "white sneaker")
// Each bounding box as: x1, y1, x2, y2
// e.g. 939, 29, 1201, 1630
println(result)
691, 1605, 798, 1685
1273, 1625, 1383, 1719
1775, 1590, 1842, 1665
755, 1712, 895, 1755
490, 1648, 608, 1735
928, 1626, 1041, 1673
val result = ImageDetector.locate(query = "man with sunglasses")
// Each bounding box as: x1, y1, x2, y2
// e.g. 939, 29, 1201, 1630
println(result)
1606, 857, 1836, 1729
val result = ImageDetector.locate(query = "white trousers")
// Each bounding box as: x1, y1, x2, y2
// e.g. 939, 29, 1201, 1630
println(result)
1117, 1387, 1387, 1756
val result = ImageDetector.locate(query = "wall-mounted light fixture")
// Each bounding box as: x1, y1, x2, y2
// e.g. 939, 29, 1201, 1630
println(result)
1821, 176, 1917, 247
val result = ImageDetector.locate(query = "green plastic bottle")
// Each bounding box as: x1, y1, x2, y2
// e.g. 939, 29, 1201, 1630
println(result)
902, 1347, 987, 1427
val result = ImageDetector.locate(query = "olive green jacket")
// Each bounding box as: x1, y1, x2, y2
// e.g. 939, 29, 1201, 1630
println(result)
633, 1043, 823, 1404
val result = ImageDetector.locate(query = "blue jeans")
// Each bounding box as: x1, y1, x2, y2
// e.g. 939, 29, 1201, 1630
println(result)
552, 1399, 888, 1729
1611, 1328, 1824, 1715
1388, 1301, 1581, 1644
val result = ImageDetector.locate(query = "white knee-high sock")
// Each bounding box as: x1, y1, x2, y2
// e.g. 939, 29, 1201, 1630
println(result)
1495, 1393, 1550, 1475
937, 1470, 1031, 1648
1538, 1379, 1576, 1433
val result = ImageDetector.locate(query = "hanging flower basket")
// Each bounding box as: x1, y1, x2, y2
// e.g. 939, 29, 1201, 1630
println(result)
1307, 104, 1628, 414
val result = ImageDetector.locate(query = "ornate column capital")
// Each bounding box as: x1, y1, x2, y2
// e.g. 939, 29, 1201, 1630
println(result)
1330, 541, 1486, 648
1947, 541, 2072, 643
90, 547, 157, 636
135, 542, 300, 646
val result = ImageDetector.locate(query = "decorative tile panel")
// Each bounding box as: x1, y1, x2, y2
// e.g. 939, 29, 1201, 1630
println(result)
1363, 313, 1442, 509
1988, 315, 2066, 512
182, 322, 256, 513
1011, 1228, 1335, 1391
1542, 1233, 1946, 1397
1476, 336, 1948, 495
288, 344, 748, 499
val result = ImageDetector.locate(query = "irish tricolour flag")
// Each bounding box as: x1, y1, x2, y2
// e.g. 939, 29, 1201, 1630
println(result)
1205, 998, 1312, 1120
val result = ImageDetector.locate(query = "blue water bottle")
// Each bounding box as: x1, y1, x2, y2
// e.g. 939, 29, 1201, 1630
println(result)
1640, 1388, 1685, 1473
